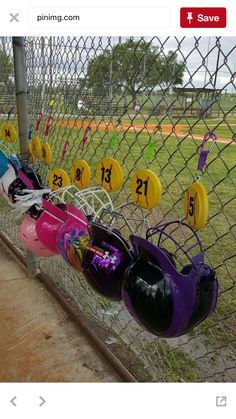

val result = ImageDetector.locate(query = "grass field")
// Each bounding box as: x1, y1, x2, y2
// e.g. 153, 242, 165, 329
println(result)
0, 115, 235, 352
44, 117, 236, 362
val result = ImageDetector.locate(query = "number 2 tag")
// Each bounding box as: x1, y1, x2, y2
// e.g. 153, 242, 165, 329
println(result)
48, 168, 70, 191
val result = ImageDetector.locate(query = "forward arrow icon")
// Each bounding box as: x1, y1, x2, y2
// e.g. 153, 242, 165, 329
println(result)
39, 396, 46, 407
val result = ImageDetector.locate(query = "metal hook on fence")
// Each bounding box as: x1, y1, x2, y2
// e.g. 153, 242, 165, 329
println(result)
197, 131, 217, 172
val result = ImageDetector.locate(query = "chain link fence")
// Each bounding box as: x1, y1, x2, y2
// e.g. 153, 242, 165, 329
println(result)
0, 36, 235, 381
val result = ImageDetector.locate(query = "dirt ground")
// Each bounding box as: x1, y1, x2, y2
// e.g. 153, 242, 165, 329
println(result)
55, 119, 234, 144
0, 239, 120, 382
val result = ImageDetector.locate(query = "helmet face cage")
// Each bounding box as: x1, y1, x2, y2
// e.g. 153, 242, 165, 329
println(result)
98, 202, 150, 241
49, 186, 114, 221
146, 220, 205, 271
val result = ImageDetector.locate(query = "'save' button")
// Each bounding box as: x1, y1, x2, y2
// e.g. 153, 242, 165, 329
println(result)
180, 8, 227, 28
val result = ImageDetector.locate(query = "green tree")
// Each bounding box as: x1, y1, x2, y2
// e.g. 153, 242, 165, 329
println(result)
0, 50, 14, 112
84, 39, 184, 107
0, 50, 14, 94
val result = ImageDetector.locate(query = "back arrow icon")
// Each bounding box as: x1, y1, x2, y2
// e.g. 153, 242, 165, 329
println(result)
39, 396, 46, 407
10, 396, 17, 407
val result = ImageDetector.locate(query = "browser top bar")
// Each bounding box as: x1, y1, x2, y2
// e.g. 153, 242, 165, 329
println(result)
0, 1, 236, 35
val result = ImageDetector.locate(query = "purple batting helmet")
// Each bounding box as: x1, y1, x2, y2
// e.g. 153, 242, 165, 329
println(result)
82, 222, 134, 300
122, 221, 218, 338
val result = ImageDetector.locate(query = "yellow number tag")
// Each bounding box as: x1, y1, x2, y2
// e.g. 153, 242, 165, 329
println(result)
49, 168, 70, 191
1, 123, 17, 144
28, 143, 36, 163
31, 136, 42, 158
71, 159, 91, 189
42, 142, 52, 166
96, 157, 123, 192
184, 182, 208, 230
130, 168, 162, 210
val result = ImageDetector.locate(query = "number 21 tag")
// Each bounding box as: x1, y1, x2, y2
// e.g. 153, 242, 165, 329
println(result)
130, 168, 162, 210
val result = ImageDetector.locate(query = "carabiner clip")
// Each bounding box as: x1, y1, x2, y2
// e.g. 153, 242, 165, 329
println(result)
197, 131, 217, 171
7, 107, 14, 121
35, 112, 43, 132
45, 115, 53, 136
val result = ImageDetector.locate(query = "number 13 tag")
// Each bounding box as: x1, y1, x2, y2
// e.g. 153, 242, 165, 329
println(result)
48, 168, 70, 191
96, 157, 123, 192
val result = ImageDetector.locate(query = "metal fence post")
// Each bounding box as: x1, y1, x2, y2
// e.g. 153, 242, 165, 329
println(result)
12, 36, 37, 277
12, 37, 29, 153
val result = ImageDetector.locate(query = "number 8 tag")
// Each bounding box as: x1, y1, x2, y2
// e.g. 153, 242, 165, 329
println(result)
71, 159, 91, 190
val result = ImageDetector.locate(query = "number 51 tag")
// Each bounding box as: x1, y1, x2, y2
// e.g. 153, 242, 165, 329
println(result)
48, 168, 70, 191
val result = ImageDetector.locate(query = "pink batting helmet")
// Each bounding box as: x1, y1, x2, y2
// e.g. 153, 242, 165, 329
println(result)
36, 199, 68, 254
19, 212, 54, 257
